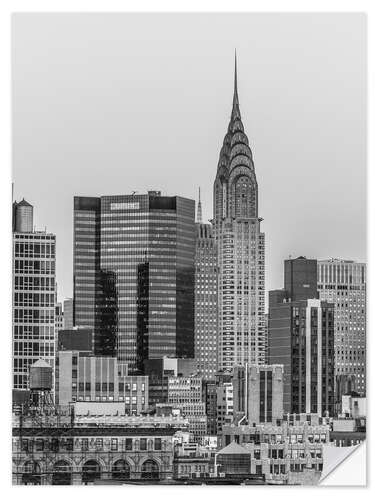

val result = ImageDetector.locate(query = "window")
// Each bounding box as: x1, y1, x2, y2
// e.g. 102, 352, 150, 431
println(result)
35, 439, 44, 452
140, 438, 147, 450
125, 438, 132, 451
96, 439, 103, 450
81, 439, 88, 451
111, 438, 118, 451
154, 438, 162, 450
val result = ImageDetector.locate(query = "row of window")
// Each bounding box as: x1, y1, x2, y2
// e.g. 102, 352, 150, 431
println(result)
18, 437, 164, 453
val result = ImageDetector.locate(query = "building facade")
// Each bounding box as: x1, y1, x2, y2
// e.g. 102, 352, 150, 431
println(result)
269, 296, 335, 416
216, 382, 234, 433
233, 365, 284, 425
56, 351, 148, 414
194, 222, 218, 380
318, 259, 366, 396
57, 328, 93, 353
167, 376, 207, 441
213, 56, 266, 372
268, 257, 335, 416
63, 298, 74, 329
55, 302, 64, 332
218, 414, 330, 484
12, 413, 185, 485
144, 357, 198, 406
12, 199, 56, 392
73, 193, 195, 371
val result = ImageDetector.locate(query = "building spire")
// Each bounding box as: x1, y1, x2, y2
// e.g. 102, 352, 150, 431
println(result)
232, 50, 241, 119
197, 187, 202, 223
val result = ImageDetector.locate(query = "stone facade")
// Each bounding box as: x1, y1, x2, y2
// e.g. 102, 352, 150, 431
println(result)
13, 426, 177, 485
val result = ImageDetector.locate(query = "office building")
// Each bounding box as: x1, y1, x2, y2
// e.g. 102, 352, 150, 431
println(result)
213, 55, 266, 371
216, 382, 234, 433
318, 259, 366, 396
194, 221, 218, 380
73, 192, 195, 371
12, 199, 56, 391
232, 365, 284, 425
204, 382, 218, 435
63, 298, 74, 329
167, 376, 207, 441
284, 257, 319, 301
56, 351, 148, 413
144, 357, 198, 406
168, 376, 203, 404
268, 258, 335, 416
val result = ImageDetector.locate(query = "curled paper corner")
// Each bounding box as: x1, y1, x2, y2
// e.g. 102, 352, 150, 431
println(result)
319, 441, 366, 486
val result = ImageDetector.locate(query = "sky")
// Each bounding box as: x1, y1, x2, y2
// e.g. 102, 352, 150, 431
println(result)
12, 13, 366, 303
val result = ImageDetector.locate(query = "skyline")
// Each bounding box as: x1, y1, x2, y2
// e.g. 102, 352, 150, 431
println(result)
12, 13, 366, 302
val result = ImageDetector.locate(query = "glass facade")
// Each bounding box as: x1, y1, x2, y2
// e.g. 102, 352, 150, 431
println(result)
74, 193, 195, 372
73, 197, 102, 347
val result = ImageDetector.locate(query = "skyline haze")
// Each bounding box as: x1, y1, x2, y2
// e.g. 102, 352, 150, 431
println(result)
12, 13, 366, 302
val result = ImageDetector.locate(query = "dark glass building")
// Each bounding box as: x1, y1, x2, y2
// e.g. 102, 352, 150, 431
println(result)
73, 192, 195, 372
284, 256, 319, 301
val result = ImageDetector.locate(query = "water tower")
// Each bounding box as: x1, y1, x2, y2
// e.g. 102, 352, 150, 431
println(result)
29, 359, 54, 408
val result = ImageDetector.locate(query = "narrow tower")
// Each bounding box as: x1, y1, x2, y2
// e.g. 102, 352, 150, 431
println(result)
213, 54, 266, 371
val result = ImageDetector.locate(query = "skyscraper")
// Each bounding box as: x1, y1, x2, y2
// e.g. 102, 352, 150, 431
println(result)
73, 192, 195, 372
12, 199, 56, 392
268, 258, 335, 416
194, 208, 218, 380
318, 259, 366, 396
213, 55, 266, 371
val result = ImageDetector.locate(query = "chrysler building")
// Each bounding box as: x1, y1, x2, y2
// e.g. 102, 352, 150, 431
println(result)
213, 54, 266, 371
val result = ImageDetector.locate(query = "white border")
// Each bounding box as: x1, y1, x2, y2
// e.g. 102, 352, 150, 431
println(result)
1, 2, 373, 499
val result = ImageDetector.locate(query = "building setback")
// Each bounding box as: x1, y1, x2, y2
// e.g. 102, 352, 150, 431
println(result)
194, 219, 218, 380
318, 259, 366, 396
12, 199, 56, 392
213, 56, 266, 371
73, 192, 195, 372
268, 258, 335, 417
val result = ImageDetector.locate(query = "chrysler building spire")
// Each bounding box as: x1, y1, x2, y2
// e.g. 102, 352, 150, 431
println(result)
232, 50, 241, 119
